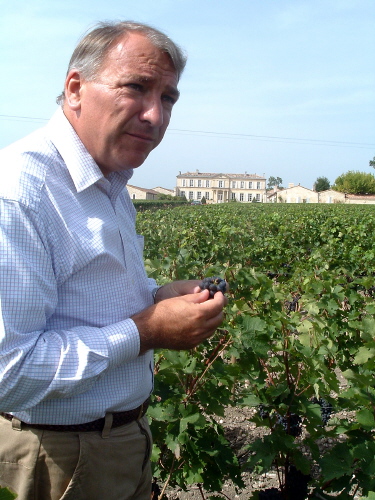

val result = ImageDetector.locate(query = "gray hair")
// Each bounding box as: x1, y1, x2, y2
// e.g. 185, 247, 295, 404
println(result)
56, 21, 187, 105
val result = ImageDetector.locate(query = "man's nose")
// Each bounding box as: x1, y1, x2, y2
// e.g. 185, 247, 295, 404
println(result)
140, 98, 164, 127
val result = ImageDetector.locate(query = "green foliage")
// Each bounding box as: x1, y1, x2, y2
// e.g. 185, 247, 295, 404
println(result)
136, 203, 375, 498
0, 487, 17, 499
314, 176, 330, 192
267, 176, 283, 190
157, 193, 175, 200
332, 170, 375, 194
132, 199, 188, 211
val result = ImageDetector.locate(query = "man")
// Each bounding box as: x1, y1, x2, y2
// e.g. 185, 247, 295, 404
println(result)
0, 21, 226, 500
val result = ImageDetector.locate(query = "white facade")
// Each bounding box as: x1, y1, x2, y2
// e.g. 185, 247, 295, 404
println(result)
268, 185, 318, 203
268, 185, 375, 204
176, 171, 267, 203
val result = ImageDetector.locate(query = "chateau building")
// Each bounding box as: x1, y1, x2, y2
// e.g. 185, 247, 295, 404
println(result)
126, 184, 160, 200
268, 184, 375, 204
176, 170, 267, 203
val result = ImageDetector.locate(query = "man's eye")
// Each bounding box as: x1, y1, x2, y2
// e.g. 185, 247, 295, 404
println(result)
127, 83, 143, 91
162, 95, 176, 105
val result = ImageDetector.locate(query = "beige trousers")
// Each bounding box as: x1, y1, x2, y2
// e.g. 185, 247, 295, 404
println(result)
0, 414, 152, 500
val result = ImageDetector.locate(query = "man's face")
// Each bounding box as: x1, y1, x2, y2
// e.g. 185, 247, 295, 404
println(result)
67, 33, 180, 175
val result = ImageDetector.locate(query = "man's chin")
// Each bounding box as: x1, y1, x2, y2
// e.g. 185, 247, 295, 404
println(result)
124, 151, 152, 169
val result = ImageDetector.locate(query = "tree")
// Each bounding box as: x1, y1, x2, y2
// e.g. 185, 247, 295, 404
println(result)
200, 196, 207, 204
158, 193, 174, 200
370, 156, 375, 169
267, 176, 283, 190
332, 170, 375, 194
314, 176, 330, 192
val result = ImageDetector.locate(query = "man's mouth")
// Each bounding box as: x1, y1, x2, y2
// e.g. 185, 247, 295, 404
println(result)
127, 132, 154, 142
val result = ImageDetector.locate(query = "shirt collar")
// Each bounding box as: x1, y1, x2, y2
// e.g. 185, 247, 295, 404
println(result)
47, 108, 133, 193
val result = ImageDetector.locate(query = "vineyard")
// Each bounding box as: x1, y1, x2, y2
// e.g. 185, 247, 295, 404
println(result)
136, 203, 375, 500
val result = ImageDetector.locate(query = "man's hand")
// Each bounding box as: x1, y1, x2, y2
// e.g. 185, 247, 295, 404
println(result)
132, 289, 226, 354
153, 280, 202, 301
154, 279, 229, 303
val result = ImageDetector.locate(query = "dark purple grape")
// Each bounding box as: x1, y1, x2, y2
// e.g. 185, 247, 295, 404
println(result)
199, 277, 227, 298
311, 397, 334, 426
276, 413, 302, 437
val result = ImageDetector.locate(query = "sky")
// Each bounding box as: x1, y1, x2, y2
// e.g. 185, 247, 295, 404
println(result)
1, 0, 374, 190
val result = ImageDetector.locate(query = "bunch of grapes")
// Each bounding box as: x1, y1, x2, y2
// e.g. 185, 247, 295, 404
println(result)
199, 276, 227, 298
311, 397, 334, 426
257, 404, 270, 420
276, 413, 303, 437
285, 294, 300, 312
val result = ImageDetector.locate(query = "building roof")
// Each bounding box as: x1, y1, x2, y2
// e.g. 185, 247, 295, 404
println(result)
177, 171, 265, 180
127, 184, 160, 195
152, 186, 174, 193
346, 193, 375, 200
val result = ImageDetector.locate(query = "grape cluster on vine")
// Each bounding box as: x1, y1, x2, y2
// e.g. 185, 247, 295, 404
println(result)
311, 397, 334, 426
258, 404, 269, 420
257, 406, 303, 437
285, 294, 300, 312
276, 413, 303, 437
199, 276, 227, 298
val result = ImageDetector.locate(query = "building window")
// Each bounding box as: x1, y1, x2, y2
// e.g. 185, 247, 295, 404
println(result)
189, 191, 194, 199
231, 193, 236, 200
180, 191, 185, 198
232, 181, 236, 188
240, 193, 244, 201
248, 193, 252, 202
189, 179, 194, 187
182, 179, 186, 187
205, 192, 209, 200
257, 182, 261, 189
240, 181, 244, 188
197, 192, 202, 199
218, 180, 223, 188
198, 180, 202, 187
206, 180, 210, 187
256, 193, 261, 201
248, 181, 253, 189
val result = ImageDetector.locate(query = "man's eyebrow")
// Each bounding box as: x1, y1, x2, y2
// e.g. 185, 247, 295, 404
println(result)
126, 74, 180, 99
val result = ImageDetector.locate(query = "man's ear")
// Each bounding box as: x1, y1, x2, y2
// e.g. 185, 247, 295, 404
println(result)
64, 70, 82, 111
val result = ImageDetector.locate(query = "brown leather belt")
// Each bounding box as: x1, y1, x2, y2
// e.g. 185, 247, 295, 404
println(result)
0, 397, 150, 432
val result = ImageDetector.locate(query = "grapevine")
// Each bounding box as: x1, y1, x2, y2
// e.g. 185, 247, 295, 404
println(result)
135, 203, 375, 499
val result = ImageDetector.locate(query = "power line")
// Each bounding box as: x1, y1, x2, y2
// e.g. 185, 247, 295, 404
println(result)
0, 113, 374, 149
169, 128, 375, 148
0, 114, 48, 123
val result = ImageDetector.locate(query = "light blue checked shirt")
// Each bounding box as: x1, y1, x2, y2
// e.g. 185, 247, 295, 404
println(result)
0, 109, 156, 424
